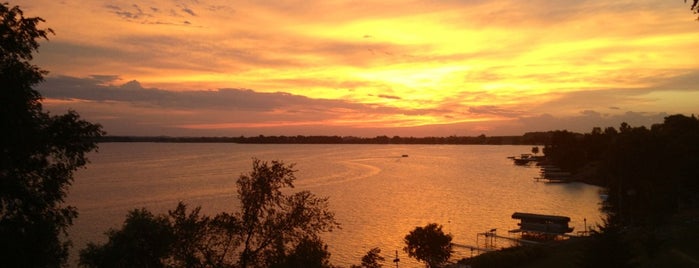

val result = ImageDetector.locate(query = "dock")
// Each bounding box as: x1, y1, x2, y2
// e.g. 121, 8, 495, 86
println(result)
534, 164, 573, 183
451, 243, 494, 252
482, 231, 541, 245
455, 212, 584, 260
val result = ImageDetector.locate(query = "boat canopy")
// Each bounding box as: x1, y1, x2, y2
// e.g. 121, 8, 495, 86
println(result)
511, 212, 571, 223
511, 212, 574, 234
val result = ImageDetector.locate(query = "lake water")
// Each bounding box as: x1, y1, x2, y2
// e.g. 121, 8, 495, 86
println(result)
67, 143, 604, 267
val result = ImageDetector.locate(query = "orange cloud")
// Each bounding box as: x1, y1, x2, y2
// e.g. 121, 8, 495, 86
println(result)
15, 0, 699, 136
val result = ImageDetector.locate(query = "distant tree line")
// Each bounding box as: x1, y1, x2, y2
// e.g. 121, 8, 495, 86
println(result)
99, 132, 554, 145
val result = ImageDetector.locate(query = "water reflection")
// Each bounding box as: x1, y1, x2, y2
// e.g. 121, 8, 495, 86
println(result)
68, 144, 603, 267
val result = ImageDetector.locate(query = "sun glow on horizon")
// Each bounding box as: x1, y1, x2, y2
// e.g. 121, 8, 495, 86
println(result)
20, 0, 699, 136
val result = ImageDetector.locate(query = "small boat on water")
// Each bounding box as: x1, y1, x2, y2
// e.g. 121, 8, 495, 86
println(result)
512, 154, 536, 165
513, 158, 533, 165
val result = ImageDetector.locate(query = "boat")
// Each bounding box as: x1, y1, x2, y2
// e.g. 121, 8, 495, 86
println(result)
512, 154, 536, 165
513, 158, 532, 165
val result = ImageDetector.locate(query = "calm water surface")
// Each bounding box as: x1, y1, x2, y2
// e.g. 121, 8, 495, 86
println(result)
67, 143, 603, 267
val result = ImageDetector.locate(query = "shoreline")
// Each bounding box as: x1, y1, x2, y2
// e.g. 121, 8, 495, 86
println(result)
96, 134, 548, 145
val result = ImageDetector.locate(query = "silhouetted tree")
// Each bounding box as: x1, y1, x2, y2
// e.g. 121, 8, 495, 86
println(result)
688, 0, 699, 19
234, 159, 339, 268
363, 248, 385, 268
351, 247, 385, 268
1, 3, 104, 266
80, 202, 234, 268
543, 114, 699, 228
404, 223, 453, 268
79, 209, 174, 268
581, 217, 633, 268
543, 130, 586, 172
80, 159, 339, 267
270, 235, 333, 268
166, 202, 230, 267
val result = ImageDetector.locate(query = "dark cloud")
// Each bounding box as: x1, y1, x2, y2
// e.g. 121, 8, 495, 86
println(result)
37, 76, 469, 136
38, 76, 433, 115
105, 4, 120, 11
88, 75, 121, 84
104, 2, 199, 25
377, 94, 401, 100
181, 7, 197, 16
105, 3, 149, 20
37, 75, 684, 137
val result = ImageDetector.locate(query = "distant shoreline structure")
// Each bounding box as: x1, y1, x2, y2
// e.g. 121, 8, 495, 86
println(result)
98, 133, 555, 145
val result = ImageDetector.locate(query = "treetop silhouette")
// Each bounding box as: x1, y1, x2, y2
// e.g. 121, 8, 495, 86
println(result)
1, 3, 104, 266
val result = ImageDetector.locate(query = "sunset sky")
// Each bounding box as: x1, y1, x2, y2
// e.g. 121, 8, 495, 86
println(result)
17, 0, 699, 137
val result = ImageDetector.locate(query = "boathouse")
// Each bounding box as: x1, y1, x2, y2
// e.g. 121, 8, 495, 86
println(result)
510, 212, 574, 236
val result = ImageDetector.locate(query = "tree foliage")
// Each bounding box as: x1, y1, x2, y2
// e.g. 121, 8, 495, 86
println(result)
524, 115, 699, 267
80, 203, 240, 268
404, 223, 453, 268
79, 209, 174, 268
544, 114, 699, 227
580, 217, 633, 268
351, 247, 385, 268
269, 235, 333, 268
688, 0, 699, 19
235, 159, 339, 267
80, 159, 339, 268
1, 3, 104, 266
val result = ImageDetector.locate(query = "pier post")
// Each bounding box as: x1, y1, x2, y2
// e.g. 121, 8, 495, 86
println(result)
393, 250, 399, 268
